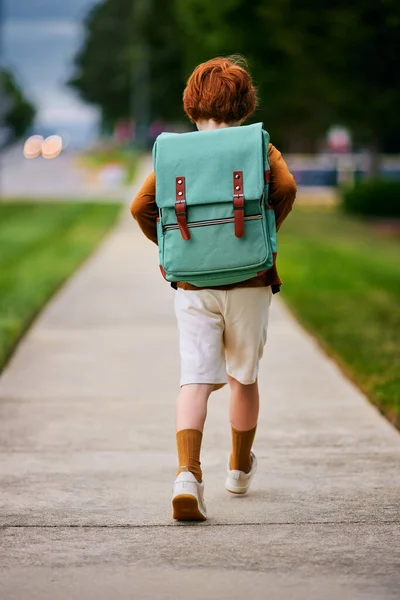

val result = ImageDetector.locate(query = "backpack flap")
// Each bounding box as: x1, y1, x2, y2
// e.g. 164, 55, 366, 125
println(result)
153, 122, 265, 212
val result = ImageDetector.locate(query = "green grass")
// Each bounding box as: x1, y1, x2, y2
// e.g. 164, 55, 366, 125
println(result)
79, 146, 138, 185
0, 201, 121, 372
278, 206, 400, 427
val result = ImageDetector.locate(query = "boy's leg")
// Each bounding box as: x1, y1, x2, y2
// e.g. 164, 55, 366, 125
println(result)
224, 286, 273, 474
176, 383, 214, 483
228, 376, 259, 473
174, 289, 227, 485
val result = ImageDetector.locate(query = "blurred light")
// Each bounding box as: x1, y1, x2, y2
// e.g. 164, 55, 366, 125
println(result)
326, 125, 352, 153
42, 135, 63, 159
24, 135, 44, 159
59, 131, 71, 149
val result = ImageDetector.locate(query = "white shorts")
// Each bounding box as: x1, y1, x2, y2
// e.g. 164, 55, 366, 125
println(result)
174, 286, 272, 386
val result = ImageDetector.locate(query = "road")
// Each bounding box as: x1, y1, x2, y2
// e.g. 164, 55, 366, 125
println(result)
0, 143, 125, 200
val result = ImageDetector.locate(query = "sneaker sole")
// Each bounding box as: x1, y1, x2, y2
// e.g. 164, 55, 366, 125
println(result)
225, 483, 250, 495
172, 494, 207, 521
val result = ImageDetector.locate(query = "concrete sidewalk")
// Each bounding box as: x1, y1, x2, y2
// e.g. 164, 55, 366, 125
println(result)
0, 162, 399, 599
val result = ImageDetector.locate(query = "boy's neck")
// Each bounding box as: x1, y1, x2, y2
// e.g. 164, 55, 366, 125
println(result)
196, 119, 241, 131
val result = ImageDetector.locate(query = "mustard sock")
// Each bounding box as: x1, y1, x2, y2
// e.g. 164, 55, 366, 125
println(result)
230, 425, 257, 473
176, 429, 203, 483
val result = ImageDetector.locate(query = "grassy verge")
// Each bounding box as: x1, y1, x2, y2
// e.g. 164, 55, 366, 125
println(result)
278, 206, 400, 428
0, 201, 121, 372
79, 146, 138, 185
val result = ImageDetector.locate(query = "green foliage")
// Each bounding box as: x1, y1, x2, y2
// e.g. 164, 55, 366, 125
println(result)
324, 0, 400, 151
70, 0, 400, 151
278, 207, 400, 427
69, 0, 186, 128
0, 68, 36, 139
342, 180, 400, 218
0, 202, 121, 372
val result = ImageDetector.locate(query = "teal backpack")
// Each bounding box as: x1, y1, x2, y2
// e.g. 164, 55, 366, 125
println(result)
152, 122, 276, 288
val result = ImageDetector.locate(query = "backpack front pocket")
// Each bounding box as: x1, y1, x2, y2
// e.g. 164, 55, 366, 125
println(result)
162, 213, 269, 275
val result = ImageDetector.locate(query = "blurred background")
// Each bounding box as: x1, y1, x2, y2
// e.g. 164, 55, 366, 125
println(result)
2, 0, 400, 196
0, 0, 399, 426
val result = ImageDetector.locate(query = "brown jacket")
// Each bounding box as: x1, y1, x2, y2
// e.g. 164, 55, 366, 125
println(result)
131, 143, 296, 291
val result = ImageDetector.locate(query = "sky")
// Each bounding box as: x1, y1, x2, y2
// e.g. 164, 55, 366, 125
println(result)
2, 0, 101, 139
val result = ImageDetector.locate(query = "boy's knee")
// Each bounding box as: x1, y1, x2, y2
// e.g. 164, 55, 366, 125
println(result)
228, 375, 258, 388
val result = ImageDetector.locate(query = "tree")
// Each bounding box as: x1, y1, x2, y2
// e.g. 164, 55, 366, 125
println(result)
325, 0, 400, 155
69, 0, 186, 131
0, 68, 36, 139
70, 0, 400, 152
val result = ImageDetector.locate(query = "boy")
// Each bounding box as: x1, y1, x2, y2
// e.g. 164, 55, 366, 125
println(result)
131, 56, 296, 521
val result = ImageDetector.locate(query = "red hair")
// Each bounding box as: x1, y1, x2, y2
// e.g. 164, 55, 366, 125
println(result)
183, 56, 257, 124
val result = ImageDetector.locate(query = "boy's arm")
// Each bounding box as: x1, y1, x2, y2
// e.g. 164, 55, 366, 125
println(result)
268, 144, 297, 231
130, 171, 158, 244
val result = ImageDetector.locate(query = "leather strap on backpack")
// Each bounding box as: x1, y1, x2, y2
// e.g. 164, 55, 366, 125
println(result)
233, 171, 244, 238
175, 176, 190, 241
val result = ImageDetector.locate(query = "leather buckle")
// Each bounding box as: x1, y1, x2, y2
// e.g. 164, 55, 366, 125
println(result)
233, 171, 244, 238
175, 177, 190, 241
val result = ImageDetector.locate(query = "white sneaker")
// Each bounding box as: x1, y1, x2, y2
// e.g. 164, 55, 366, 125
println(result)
172, 468, 207, 521
225, 451, 257, 495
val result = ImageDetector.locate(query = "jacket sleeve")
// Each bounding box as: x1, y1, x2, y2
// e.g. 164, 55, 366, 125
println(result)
268, 144, 297, 231
130, 171, 158, 245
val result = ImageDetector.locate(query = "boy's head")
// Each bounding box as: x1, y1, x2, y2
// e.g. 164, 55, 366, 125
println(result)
183, 56, 257, 128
